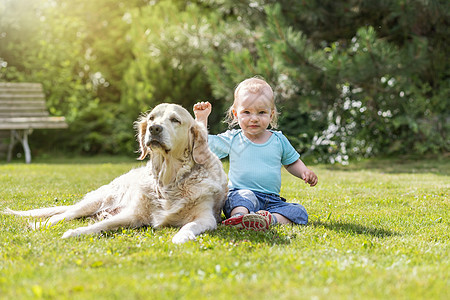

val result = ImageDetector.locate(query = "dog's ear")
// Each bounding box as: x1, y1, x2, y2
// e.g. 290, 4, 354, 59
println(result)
135, 115, 149, 160
191, 122, 209, 164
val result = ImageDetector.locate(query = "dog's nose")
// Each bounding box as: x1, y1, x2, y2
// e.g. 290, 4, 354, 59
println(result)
150, 124, 163, 136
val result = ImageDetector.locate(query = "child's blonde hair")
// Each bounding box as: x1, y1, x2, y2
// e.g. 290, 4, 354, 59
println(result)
225, 77, 279, 129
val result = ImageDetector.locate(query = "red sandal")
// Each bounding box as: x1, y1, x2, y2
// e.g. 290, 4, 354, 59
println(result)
222, 213, 270, 231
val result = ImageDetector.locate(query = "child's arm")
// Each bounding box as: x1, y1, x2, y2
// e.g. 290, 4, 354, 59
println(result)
285, 159, 318, 187
193, 101, 212, 128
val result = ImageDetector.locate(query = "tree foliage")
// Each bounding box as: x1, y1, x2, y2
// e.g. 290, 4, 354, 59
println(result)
203, 0, 449, 162
0, 0, 448, 161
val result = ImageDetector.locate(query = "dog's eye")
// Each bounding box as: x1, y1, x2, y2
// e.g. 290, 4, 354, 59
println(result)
148, 115, 154, 121
170, 117, 181, 124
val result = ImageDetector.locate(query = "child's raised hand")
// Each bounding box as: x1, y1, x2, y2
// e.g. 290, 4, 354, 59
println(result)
193, 101, 212, 120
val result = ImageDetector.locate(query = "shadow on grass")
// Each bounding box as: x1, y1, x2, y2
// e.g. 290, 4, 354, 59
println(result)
209, 225, 293, 246
325, 156, 449, 176
93, 225, 293, 246
2, 154, 141, 165
311, 220, 398, 237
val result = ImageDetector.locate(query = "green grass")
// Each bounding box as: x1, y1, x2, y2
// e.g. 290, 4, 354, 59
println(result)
0, 156, 448, 299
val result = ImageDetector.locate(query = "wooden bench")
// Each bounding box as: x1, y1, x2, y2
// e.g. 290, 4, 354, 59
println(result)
0, 82, 68, 163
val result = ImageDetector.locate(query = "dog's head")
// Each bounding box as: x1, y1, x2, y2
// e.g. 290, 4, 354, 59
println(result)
136, 103, 210, 164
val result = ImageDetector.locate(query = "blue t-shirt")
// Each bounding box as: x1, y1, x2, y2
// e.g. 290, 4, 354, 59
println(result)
208, 129, 300, 195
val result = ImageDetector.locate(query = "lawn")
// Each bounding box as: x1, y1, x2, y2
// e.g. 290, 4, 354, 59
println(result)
0, 156, 448, 299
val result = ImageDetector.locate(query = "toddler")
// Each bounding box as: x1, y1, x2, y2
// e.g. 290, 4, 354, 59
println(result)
193, 77, 317, 231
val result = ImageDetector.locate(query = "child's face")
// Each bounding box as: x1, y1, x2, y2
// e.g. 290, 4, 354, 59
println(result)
233, 91, 273, 138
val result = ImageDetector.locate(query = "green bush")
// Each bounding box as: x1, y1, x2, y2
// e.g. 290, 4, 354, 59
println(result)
1, 0, 448, 161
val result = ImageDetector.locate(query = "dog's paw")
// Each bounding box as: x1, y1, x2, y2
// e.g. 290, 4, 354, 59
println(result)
172, 230, 196, 244
62, 228, 82, 239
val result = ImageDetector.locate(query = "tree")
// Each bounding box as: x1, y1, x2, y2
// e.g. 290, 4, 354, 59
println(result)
1, 0, 147, 154
1, 0, 448, 160
120, 1, 228, 139
203, 0, 449, 162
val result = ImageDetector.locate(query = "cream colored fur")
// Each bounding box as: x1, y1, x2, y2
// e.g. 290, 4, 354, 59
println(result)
4, 103, 228, 244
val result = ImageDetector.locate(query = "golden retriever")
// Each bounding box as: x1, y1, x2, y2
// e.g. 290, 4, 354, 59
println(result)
4, 103, 228, 243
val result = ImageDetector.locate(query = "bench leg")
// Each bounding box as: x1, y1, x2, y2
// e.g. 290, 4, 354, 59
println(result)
22, 130, 32, 164
7, 129, 33, 164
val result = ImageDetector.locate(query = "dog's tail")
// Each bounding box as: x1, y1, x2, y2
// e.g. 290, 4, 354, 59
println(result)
3, 206, 73, 218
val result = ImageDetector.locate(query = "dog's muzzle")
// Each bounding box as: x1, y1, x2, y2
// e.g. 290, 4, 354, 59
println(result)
150, 124, 163, 136
147, 125, 170, 152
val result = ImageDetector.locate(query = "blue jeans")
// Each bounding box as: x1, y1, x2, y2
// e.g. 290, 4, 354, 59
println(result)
223, 189, 308, 225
